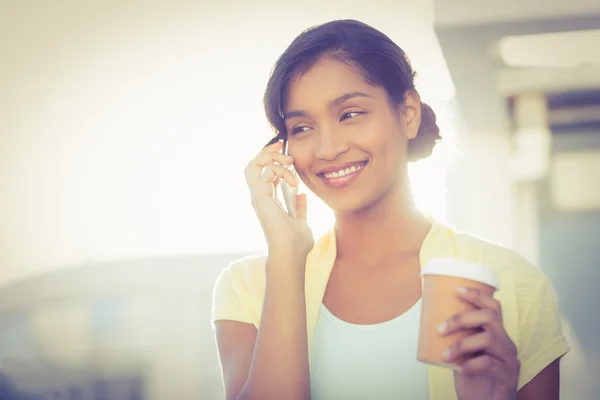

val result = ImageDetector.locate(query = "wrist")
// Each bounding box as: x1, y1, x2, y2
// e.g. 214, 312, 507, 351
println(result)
266, 251, 308, 276
267, 244, 310, 261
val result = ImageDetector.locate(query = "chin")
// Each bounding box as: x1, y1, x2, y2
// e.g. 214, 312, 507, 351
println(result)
306, 171, 394, 215
321, 193, 380, 215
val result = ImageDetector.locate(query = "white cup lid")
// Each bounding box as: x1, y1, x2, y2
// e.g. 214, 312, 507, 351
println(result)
420, 258, 499, 290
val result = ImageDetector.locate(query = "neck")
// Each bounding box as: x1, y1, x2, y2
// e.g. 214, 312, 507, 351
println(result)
334, 181, 431, 265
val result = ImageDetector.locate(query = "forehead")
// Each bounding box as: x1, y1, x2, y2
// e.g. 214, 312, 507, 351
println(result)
284, 57, 380, 111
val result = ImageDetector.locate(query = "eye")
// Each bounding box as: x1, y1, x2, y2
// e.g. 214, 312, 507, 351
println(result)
290, 125, 311, 135
340, 110, 364, 122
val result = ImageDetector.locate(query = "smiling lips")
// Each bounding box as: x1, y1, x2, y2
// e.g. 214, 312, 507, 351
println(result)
318, 161, 368, 188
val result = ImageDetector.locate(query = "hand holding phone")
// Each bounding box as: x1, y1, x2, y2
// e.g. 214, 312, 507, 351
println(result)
245, 140, 313, 257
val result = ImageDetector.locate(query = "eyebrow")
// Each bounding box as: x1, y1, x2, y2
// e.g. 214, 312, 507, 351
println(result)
283, 91, 372, 120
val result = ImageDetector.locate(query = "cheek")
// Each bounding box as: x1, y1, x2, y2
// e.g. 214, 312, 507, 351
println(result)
288, 143, 314, 178
366, 117, 407, 169
362, 117, 402, 153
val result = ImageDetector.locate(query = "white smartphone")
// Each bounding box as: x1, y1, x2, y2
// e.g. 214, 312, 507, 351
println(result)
280, 140, 297, 219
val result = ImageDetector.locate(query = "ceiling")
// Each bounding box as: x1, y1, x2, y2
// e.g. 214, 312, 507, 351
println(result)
498, 30, 600, 68
434, 0, 600, 134
435, 0, 600, 27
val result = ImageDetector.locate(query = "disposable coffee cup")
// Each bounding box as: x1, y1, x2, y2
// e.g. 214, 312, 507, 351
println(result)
417, 258, 499, 369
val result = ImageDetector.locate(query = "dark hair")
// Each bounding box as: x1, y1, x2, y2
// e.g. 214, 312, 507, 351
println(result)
263, 19, 441, 162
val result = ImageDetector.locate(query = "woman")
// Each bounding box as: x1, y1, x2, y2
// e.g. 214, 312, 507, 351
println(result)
212, 20, 569, 400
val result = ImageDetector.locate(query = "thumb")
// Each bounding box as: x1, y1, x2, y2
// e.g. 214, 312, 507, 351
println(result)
295, 193, 308, 221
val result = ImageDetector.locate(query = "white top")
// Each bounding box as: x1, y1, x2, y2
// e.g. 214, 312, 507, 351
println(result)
310, 299, 429, 400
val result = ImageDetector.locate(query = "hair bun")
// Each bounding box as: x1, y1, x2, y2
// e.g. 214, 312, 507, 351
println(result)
407, 102, 442, 162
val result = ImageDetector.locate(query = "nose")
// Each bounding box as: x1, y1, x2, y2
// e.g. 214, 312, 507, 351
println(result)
315, 126, 350, 161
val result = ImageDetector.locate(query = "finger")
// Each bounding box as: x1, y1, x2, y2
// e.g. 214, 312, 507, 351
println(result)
458, 354, 496, 375
245, 150, 293, 188
254, 141, 284, 165
438, 308, 500, 335
295, 193, 308, 221
260, 164, 298, 187
264, 139, 284, 151
255, 151, 294, 168
442, 331, 507, 363
456, 287, 502, 314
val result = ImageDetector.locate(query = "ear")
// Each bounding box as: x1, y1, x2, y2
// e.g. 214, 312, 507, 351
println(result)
398, 90, 421, 140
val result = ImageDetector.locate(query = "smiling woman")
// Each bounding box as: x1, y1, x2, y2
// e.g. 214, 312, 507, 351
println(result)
213, 19, 569, 400
277, 56, 440, 217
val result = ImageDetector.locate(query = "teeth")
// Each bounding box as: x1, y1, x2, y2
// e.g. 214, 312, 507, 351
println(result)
323, 164, 364, 179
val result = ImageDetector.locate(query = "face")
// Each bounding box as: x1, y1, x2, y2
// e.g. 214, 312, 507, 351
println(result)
284, 56, 421, 214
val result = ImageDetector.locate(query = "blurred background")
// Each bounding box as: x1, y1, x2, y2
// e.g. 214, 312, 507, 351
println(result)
0, 0, 599, 398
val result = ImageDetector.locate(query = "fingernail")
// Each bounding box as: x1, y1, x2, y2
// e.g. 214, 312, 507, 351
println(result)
456, 286, 468, 294
437, 322, 447, 334
442, 349, 451, 360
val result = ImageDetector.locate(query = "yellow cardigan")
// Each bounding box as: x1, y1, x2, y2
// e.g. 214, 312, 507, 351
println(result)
212, 221, 570, 399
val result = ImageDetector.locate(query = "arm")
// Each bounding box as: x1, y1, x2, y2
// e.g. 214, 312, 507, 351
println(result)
215, 253, 311, 400
517, 359, 560, 400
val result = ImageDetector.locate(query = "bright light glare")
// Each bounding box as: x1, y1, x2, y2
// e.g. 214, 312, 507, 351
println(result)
1, 9, 455, 277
